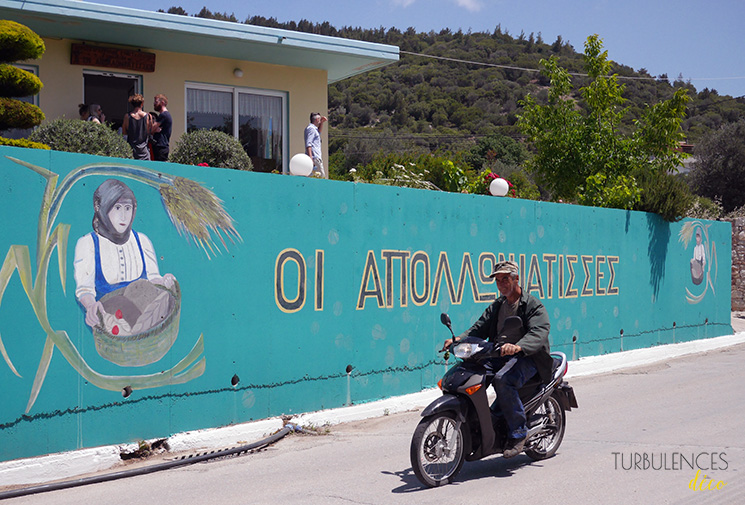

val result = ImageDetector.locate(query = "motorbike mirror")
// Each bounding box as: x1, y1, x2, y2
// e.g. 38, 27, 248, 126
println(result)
440, 313, 455, 338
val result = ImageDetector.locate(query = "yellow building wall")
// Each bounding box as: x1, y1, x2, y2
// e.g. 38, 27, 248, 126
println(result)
30, 38, 328, 168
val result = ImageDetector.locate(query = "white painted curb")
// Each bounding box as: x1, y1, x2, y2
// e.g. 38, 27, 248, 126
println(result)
565, 331, 745, 378
2, 331, 744, 487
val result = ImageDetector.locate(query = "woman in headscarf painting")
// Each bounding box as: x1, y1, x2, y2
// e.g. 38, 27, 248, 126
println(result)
690, 227, 706, 286
73, 179, 176, 338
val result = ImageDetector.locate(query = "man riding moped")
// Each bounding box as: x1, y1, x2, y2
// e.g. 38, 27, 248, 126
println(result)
441, 260, 552, 458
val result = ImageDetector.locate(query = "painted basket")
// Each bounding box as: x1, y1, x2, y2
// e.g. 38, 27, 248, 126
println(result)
93, 281, 181, 367
691, 259, 704, 286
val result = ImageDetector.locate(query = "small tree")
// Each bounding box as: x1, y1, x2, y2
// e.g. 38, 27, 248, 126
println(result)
689, 120, 745, 213
518, 35, 692, 220
0, 20, 48, 149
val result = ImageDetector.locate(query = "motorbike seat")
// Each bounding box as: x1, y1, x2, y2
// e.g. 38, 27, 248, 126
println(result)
551, 355, 562, 372
493, 354, 565, 403
517, 356, 563, 400
516, 372, 543, 400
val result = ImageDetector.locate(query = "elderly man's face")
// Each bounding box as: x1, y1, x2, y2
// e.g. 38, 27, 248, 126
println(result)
495, 273, 519, 298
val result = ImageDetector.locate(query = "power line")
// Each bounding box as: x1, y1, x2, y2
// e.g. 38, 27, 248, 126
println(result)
329, 132, 525, 141
330, 133, 520, 139
400, 50, 745, 86
400, 50, 656, 81
400, 50, 543, 74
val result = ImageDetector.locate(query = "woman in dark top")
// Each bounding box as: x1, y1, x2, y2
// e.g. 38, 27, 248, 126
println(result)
122, 94, 152, 160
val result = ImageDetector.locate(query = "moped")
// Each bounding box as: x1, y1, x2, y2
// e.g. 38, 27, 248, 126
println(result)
410, 313, 578, 487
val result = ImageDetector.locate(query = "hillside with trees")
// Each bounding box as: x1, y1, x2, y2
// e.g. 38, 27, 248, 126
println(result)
176, 9, 743, 134
164, 7, 745, 218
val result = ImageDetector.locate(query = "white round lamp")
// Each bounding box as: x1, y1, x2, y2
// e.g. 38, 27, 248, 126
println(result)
489, 177, 509, 196
289, 153, 313, 176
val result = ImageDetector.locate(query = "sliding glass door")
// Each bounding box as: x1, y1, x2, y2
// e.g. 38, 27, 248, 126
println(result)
186, 84, 286, 173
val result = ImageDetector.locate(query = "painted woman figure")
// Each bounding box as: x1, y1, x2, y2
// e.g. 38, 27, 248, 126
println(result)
690, 227, 706, 285
74, 179, 175, 328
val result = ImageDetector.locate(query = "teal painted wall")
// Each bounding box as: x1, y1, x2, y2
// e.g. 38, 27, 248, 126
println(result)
0, 147, 732, 461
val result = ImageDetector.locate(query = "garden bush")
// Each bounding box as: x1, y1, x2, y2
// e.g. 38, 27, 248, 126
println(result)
170, 129, 253, 170
0, 20, 45, 63
0, 20, 46, 149
0, 64, 42, 97
635, 170, 694, 222
0, 21, 44, 130
686, 196, 722, 220
0, 97, 44, 129
29, 118, 132, 158
0, 136, 49, 150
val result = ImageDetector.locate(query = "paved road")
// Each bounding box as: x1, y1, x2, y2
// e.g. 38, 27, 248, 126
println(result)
4, 343, 745, 505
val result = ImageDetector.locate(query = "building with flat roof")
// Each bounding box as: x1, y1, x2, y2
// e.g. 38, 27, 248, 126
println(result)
0, 0, 399, 173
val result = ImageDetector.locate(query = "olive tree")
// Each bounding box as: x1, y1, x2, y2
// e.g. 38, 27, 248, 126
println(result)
689, 120, 745, 213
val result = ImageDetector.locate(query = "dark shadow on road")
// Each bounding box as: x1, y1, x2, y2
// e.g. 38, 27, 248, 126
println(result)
387, 455, 536, 493
383, 467, 425, 493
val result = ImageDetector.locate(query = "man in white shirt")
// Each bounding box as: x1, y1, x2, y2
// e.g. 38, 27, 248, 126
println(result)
304, 112, 327, 177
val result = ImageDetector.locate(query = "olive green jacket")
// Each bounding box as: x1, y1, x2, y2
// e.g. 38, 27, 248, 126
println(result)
458, 290, 553, 382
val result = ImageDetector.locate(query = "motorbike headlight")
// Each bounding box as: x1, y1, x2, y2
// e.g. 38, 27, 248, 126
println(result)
453, 342, 483, 359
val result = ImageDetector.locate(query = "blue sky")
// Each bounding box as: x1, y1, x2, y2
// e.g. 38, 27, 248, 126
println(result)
90, 0, 745, 98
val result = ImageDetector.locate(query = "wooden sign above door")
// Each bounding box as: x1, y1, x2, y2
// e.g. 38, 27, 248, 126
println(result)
71, 44, 156, 73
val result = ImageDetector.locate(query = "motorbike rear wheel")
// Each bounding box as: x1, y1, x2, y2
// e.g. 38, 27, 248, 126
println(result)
410, 412, 466, 487
525, 391, 565, 460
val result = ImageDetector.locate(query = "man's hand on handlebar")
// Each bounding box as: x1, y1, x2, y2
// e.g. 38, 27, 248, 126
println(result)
501, 343, 522, 356
440, 338, 458, 352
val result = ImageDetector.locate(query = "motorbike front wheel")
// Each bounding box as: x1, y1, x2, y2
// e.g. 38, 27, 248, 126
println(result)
525, 391, 566, 460
410, 412, 466, 487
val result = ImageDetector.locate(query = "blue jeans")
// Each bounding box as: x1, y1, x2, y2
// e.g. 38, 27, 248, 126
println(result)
489, 355, 538, 439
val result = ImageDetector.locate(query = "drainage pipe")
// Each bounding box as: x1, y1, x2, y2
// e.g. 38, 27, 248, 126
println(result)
0, 426, 292, 501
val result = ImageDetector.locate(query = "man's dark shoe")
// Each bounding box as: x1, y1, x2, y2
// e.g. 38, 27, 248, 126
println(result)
503, 436, 526, 458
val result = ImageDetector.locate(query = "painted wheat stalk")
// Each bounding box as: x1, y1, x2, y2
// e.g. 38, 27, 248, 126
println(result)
160, 177, 241, 258
42, 160, 242, 257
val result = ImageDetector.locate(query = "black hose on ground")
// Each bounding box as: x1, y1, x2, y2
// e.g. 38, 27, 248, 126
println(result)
0, 426, 292, 501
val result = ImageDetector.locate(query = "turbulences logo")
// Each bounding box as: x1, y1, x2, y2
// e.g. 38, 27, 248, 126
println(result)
612, 452, 729, 492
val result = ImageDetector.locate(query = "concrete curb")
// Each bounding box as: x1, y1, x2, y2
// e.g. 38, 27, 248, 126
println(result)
3, 331, 744, 487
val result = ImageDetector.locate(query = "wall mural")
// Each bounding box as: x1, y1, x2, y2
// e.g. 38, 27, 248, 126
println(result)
679, 221, 717, 304
0, 148, 733, 464
0, 157, 240, 413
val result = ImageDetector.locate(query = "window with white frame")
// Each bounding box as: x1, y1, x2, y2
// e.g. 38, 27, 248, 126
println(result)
186, 84, 286, 173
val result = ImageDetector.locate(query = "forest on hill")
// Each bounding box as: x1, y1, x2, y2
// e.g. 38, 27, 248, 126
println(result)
164, 6, 744, 215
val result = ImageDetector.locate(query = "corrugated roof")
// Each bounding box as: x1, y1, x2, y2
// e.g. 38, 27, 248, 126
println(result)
0, 0, 399, 82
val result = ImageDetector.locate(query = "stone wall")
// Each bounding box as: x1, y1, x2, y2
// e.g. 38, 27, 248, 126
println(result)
730, 218, 745, 310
